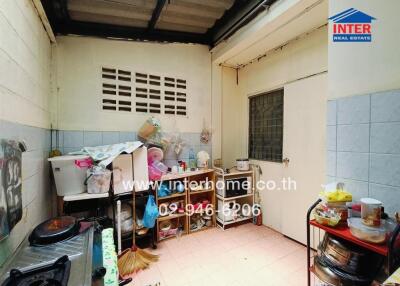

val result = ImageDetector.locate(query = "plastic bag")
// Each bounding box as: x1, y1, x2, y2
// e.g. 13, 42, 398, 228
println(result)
138, 116, 167, 148
157, 182, 171, 198
86, 166, 111, 194
138, 117, 160, 141
143, 195, 159, 228
319, 182, 352, 203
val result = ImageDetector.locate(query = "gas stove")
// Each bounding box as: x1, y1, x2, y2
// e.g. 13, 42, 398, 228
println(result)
0, 223, 100, 286
2, 255, 71, 286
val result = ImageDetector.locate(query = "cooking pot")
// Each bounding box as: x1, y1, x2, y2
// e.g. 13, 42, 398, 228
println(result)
236, 159, 249, 171
313, 255, 373, 286
319, 234, 383, 277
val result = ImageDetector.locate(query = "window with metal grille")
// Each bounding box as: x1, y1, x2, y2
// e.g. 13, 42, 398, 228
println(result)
101, 67, 132, 112
248, 89, 283, 162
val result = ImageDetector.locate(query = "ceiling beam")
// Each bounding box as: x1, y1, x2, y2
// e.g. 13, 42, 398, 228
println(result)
53, 0, 70, 21
58, 20, 210, 44
41, 0, 70, 32
32, 0, 56, 42
148, 0, 167, 30
208, 0, 276, 46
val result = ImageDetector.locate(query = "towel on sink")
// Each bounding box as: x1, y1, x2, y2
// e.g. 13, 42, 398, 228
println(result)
69, 141, 143, 167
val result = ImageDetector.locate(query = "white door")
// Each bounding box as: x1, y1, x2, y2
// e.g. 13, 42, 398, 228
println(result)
281, 73, 327, 244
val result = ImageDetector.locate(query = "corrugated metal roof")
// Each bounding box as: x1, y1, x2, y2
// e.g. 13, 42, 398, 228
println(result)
67, 0, 233, 33
68, 0, 155, 25
41, 0, 277, 45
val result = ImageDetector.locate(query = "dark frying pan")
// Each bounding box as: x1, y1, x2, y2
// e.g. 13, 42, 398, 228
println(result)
29, 216, 80, 246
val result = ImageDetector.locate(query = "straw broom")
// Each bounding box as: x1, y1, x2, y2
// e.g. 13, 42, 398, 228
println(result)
116, 199, 158, 277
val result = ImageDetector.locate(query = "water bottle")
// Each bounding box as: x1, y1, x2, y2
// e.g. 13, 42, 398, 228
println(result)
189, 148, 196, 169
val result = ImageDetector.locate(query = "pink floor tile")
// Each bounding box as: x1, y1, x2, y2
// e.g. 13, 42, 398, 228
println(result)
128, 223, 307, 286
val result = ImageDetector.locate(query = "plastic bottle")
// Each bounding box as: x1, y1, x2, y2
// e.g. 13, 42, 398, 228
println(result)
189, 148, 196, 169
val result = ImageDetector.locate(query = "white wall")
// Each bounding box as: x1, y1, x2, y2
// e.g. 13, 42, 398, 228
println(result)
55, 36, 212, 133
327, 1, 400, 217
211, 63, 222, 160
220, 26, 328, 232
0, 0, 52, 266
329, 0, 400, 99
220, 66, 243, 168
0, 0, 52, 128
225, 26, 328, 163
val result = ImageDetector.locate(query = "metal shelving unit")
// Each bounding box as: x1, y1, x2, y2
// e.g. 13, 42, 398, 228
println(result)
306, 199, 400, 286
214, 167, 255, 230
111, 188, 156, 251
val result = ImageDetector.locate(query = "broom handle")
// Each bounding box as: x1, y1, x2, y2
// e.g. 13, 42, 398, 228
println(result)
117, 200, 122, 255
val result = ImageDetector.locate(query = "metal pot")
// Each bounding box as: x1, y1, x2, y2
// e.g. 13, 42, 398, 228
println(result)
319, 234, 383, 277
313, 255, 372, 286
236, 159, 249, 171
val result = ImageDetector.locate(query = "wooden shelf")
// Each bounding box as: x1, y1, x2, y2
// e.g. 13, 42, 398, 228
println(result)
157, 213, 186, 222
160, 169, 214, 181
189, 189, 214, 195
216, 193, 254, 201
309, 220, 388, 256
154, 169, 216, 242
157, 193, 186, 200
158, 232, 186, 242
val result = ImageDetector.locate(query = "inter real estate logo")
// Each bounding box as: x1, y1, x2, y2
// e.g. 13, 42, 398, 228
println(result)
329, 8, 376, 42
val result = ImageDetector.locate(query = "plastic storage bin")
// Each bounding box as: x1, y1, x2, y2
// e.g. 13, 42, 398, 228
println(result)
360, 198, 382, 227
48, 155, 92, 196
348, 217, 396, 244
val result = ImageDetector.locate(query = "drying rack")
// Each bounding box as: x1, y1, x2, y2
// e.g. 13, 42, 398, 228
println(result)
306, 199, 400, 286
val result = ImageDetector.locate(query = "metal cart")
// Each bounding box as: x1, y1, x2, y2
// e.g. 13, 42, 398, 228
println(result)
306, 199, 400, 286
